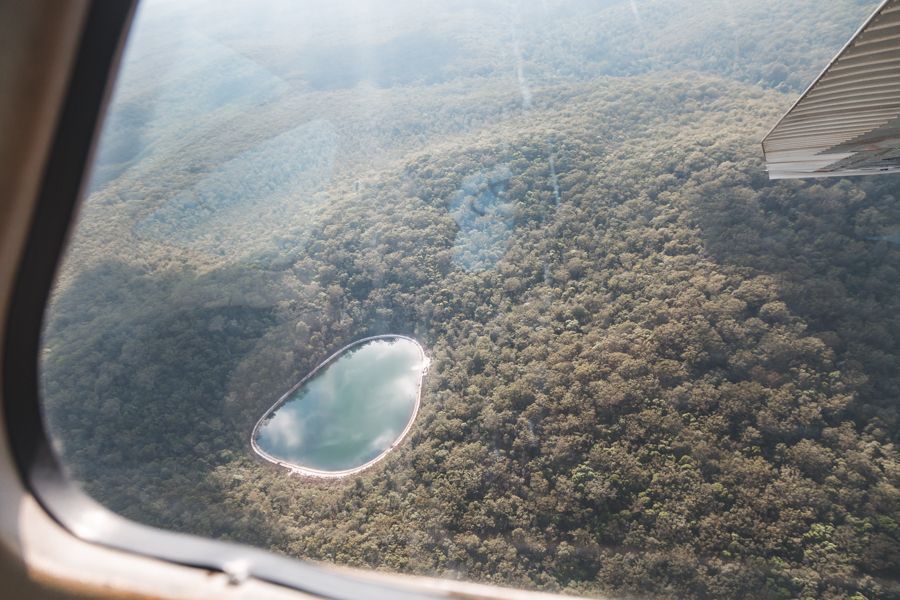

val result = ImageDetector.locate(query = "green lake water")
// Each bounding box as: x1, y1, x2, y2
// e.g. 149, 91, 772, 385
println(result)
253, 336, 427, 473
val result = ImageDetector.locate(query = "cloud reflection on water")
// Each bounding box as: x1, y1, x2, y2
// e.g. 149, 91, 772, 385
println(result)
255, 338, 424, 471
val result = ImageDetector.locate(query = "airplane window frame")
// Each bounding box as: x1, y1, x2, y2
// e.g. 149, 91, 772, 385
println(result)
0, 2, 438, 598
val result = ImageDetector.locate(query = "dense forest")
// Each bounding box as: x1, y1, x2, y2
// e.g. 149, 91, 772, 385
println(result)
40, 1, 898, 598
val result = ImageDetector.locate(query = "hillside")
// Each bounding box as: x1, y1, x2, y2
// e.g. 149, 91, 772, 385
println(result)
41, 1, 898, 599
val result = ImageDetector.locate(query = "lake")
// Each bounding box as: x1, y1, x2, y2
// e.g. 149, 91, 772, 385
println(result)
251, 335, 428, 476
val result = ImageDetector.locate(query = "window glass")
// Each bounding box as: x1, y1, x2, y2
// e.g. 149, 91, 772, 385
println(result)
40, 1, 899, 598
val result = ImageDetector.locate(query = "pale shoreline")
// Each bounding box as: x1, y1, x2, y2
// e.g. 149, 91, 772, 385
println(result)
249, 334, 430, 478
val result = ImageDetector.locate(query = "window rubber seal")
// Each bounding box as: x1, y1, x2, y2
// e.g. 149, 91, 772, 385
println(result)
1, 2, 439, 598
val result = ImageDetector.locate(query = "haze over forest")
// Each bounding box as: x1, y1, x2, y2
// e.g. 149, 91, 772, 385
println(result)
41, 1, 899, 598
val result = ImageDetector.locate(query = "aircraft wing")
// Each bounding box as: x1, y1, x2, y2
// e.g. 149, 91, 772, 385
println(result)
763, 0, 900, 179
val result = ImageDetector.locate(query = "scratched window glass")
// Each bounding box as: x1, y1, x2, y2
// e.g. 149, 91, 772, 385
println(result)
40, 1, 900, 598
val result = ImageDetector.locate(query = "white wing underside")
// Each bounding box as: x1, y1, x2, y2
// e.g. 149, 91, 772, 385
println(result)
763, 0, 900, 179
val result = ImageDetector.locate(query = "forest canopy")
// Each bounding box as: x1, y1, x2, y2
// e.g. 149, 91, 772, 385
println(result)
41, 1, 898, 599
